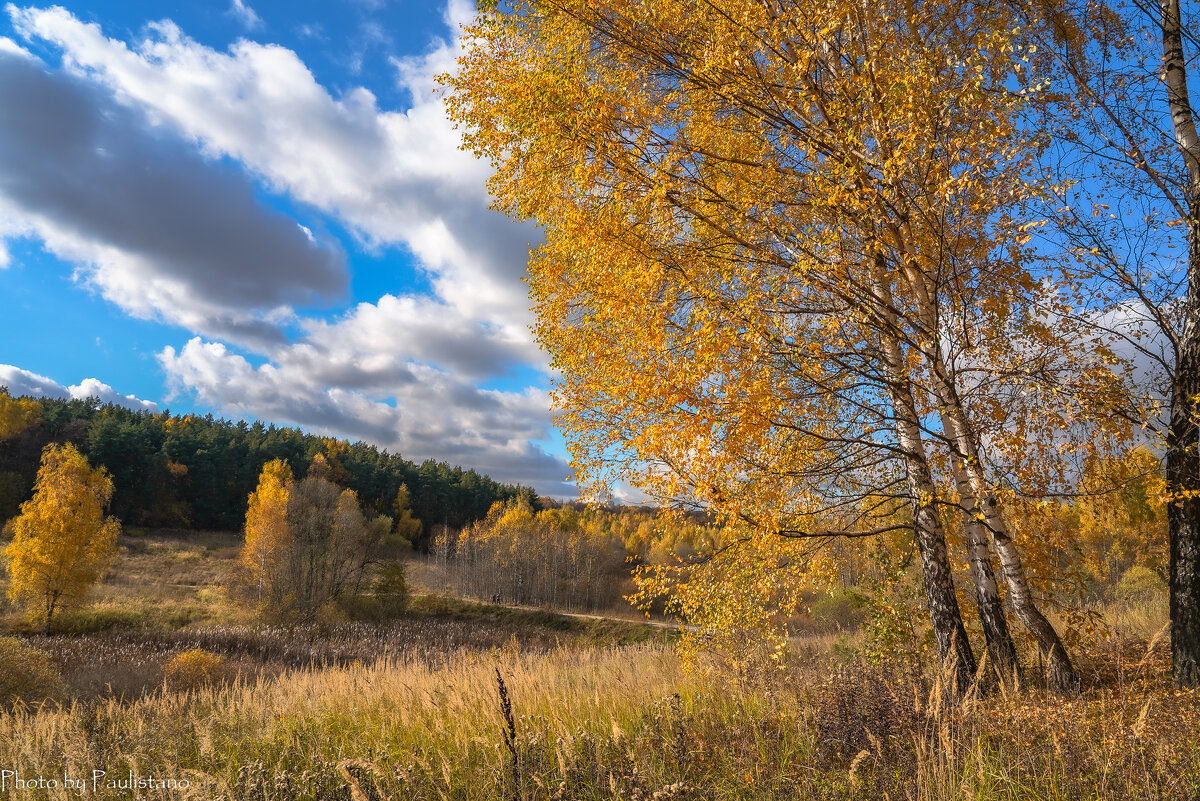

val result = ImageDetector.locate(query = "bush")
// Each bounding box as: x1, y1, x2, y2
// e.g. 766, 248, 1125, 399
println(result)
374, 563, 410, 614
808, 589, 867, 632
164, 648, 227, 690
340, 563, 410, 622
0, 636, 67, 707
1115, 565, 1167, 602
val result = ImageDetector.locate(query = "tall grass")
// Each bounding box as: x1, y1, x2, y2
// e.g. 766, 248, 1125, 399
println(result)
1, 624, 1198, 800
0, 540, 1195, 801
0, 645, 694, 800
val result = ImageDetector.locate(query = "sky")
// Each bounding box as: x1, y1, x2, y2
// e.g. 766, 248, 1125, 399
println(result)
0, 0, 578, 496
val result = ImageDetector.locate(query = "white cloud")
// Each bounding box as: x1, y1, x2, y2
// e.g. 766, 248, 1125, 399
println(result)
0, 364, 158, 410
0, 33, 30, 58
295, 293, 541, 384
68, 377, 159, 410
0, 364, 64, 399
158, 338, 572, 494
442, 0, 476, 33
228, 0, 262, 30
8, 3, 536, 339
0, 49, 347, 346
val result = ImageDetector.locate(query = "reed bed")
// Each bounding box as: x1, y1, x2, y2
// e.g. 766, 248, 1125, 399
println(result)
16, 612, 646, 700
1, 628, 1198, 800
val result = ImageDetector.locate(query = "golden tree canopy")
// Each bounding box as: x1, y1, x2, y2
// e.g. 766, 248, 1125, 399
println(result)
4, 443, 120, 631
446, 0, 1132, 684
239, 457, 293, 598
447, 0, 1120, 527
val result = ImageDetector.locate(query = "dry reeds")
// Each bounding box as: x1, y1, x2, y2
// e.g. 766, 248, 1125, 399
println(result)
0, 600, 1196, 799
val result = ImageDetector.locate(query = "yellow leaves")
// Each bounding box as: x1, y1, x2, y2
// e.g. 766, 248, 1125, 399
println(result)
447, 0, 1092, 663
240, 458, 293, 595
4, 443, 120, 627
1072, 447, 1168, 583
0, 390, 39, 440
633, 522, 821, 668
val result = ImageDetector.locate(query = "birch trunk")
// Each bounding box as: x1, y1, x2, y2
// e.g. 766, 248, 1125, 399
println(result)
888, 375, 977, 692
929, 360, 1079, 693
868, 260, 977, 691
870, 342, 974, 688
946, 445, 1022, 688
1162, 0, 1200, 689
883, 233, 1078, 692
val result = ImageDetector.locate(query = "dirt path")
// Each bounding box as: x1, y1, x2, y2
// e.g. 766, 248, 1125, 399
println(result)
491, 601, 688, 631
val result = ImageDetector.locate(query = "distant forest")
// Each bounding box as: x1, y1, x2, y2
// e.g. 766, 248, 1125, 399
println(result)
0, 394, 539, 547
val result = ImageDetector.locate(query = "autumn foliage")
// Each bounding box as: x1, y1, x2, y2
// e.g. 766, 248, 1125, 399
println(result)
0, 391, 38, 441
446, 0, 1148, 693
239, 458, 294, 602
439, 499, 629, 611
3, 443, 120, 633
236, 454, 391, 621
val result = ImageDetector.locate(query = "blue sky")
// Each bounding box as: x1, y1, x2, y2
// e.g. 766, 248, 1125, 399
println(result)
0, 0, 576, 495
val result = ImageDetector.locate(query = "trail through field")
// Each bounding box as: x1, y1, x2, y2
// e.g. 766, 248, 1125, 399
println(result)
490, 600, 689, 631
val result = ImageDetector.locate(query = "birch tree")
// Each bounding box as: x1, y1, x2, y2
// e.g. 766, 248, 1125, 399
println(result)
448, 0, 1124, 691
1021, 0, 1200, 686
239, 457, 293, 603
4, 443, 119, 633
238, 454, 379, 620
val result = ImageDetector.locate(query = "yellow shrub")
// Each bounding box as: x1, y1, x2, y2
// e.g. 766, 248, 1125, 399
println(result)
1115, 565, 1168, 602
0, 636, 67, 707
163, 648, 227, 690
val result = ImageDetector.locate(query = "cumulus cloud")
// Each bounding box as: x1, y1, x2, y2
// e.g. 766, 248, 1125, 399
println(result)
0, 364, 64, 399
68, 377, 160, 411
0, 49, 348, 346
1085, 302, 1173, 439
8, 3, 538, 341
159, 338, 572, 494
0, 364, 158, 410
295, 293, 540, 384
0, 33, 29, 58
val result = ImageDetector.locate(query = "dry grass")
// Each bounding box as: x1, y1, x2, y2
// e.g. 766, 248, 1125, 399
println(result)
0, 644, 694, 800
0, 531, 250, 634
0, 610, 1196, 800
0, 533, 1196, 799
11, 615, 663, 701
407, 555, 654, 624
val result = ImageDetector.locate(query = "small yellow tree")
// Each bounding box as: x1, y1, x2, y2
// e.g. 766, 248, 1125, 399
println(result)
4, 443, 120, 633
238, 458, 293, 603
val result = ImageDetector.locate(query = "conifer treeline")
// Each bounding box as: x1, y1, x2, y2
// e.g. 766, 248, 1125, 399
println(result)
0, 394, 539, 543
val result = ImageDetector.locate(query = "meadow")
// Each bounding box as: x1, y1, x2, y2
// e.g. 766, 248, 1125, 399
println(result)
0, 532, 1196, 800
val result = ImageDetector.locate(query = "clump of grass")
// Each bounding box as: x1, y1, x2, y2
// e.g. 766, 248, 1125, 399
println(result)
807, 589, 868, 633
1116, 567, 1168, 602
163, 648, 228, 690
0, 637, 66, 708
